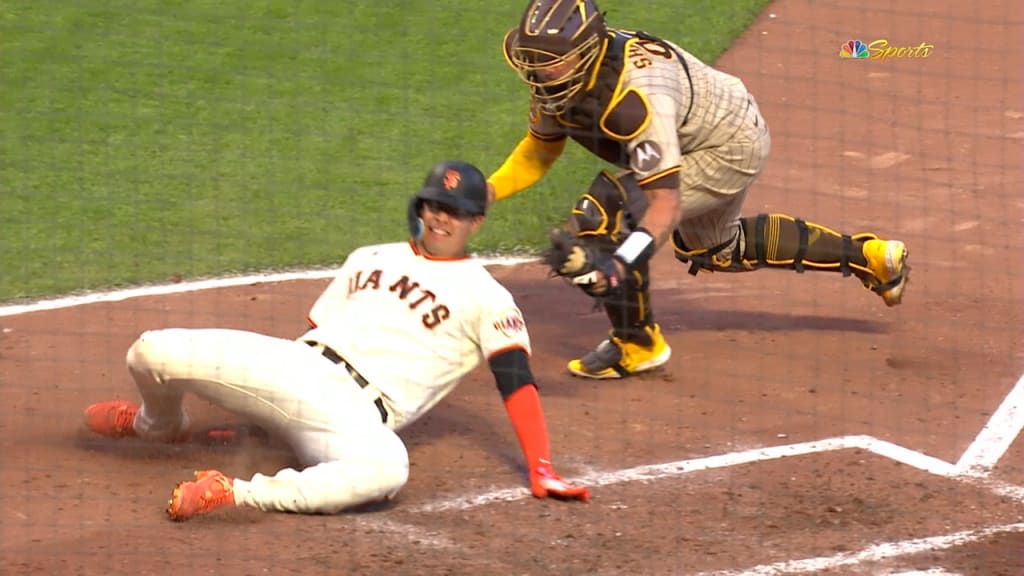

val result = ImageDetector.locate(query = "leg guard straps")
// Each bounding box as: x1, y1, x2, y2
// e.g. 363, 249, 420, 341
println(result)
840, 234, 853, 277
794, 218, 808, 273
754, 214, 767, 267
671, 229, 739, 275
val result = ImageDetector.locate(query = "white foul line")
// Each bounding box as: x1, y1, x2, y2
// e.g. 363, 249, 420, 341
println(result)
696, 522, 1024, 576
856, 437, 957, 476
955, 373, 1024, 476
411, 435, 958, 514
0, 255, 536, 318
411, 437, 863, 513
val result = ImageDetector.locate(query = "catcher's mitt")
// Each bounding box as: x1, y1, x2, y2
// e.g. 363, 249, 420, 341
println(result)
542, 228, 622, 296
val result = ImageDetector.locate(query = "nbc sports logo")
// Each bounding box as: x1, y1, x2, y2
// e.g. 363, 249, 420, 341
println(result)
839, 39, 869, 59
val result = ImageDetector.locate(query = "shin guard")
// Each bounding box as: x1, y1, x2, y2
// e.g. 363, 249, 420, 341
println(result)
739, 214, 876, 277
671, 214, 882, 279
602, 262, 655, 346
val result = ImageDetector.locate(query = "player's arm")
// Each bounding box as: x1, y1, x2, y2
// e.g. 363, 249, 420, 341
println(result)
636, 183, 682, 251
605, 179, 681, 281
487, 130, 567, 202
606, 89, 684, 279
489, 347, 590, 502
599, 182, 678, 278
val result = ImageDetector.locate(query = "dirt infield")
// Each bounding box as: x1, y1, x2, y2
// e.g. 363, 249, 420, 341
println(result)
2, 1, 1023, 574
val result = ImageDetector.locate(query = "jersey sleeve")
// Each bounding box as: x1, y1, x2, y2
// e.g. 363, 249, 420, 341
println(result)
476, 284, 532, 359
626, 90, 682, 190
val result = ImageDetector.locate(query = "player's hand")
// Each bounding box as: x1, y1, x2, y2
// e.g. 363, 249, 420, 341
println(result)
529, 462, 591, 502
486, 181, 496, 206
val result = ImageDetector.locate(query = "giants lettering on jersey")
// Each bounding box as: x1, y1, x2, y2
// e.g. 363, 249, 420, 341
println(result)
347, 270, 450, 330
493, 308, 525, 337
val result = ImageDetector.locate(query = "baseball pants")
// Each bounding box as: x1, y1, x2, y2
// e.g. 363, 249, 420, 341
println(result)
127, 328, 409, 513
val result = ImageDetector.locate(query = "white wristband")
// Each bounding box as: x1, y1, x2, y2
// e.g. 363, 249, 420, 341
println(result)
614, 229, 655, 266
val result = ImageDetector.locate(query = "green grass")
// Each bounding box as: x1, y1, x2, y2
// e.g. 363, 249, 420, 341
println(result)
0, 0, 770, 301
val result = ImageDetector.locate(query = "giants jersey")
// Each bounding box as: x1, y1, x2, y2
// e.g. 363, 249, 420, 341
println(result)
301, 241, 531, 427
528, 30, 763, 191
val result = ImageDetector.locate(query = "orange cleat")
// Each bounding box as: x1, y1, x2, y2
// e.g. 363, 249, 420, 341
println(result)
83, 400, 139, 438
166, 470, 236, 522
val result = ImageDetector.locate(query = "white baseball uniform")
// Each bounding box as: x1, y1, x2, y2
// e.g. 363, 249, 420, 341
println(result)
127, 240, 532, 514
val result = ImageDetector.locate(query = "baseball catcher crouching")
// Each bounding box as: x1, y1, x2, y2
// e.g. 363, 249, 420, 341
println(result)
493, 0, 909, 380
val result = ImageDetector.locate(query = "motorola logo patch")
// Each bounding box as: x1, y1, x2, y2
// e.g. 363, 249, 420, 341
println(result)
631, 141, 662, 172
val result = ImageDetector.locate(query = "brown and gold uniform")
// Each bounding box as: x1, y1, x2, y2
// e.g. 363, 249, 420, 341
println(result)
491, 0, 908, 377
498, 29, 771, 260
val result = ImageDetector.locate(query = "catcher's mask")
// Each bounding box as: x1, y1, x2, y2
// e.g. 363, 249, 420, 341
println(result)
408, 161, 488, 239
503, 0, 608, 115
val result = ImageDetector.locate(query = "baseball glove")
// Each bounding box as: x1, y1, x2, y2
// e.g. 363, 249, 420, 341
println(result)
542, 228, 622, 297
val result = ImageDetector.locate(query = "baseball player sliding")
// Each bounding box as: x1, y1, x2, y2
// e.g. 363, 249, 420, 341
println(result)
487, 0, 911, 379
82, 161, 589, 521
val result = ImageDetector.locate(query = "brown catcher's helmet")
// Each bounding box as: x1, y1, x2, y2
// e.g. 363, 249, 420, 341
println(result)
503, 0, 608, 114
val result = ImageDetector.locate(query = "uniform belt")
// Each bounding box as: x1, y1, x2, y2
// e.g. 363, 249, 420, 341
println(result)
307, 342, 388, 424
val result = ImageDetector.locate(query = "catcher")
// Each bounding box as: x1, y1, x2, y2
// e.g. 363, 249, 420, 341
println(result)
486, 0, 910, 379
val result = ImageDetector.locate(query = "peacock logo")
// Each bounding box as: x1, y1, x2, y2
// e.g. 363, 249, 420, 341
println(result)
839, 39, 869, 59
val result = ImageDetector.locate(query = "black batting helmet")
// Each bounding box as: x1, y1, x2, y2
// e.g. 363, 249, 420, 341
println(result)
408, 161, 488, 238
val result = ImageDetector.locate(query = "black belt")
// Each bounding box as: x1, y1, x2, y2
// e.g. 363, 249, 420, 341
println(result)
308, 342, 388, 424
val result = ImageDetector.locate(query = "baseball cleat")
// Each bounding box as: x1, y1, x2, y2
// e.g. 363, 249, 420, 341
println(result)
862, 239, 909, 306
166, 470, 236, 521
83, 400, 140, 438
568, 323, 672, 379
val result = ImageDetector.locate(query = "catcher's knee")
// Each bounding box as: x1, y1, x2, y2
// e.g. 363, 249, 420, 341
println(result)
670, 228, 746, 275
568, 169, 647, 245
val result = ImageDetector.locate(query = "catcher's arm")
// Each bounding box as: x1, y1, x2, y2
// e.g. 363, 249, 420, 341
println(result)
638, 186, 682, 251
487, 132, 567, 202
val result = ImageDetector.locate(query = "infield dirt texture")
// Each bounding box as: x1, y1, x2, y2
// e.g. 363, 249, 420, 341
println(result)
1, 1, 1022, 575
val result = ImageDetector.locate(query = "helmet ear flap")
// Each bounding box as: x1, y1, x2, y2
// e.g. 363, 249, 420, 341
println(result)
407, 197, 424, 240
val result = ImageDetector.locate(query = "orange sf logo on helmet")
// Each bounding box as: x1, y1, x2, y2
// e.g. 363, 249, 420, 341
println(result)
443, 169, 461, 191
